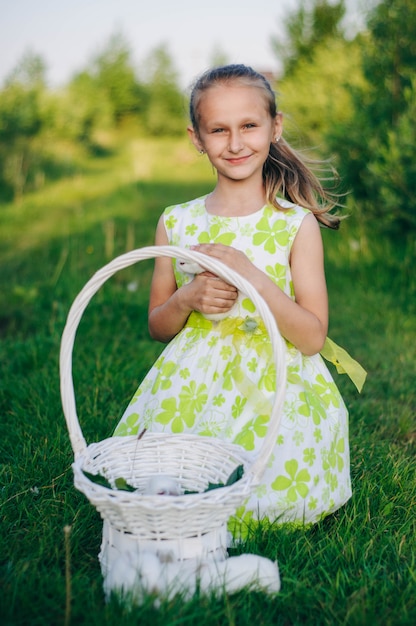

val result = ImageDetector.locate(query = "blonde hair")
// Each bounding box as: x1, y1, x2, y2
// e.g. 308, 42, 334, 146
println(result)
189, 64, 341, 229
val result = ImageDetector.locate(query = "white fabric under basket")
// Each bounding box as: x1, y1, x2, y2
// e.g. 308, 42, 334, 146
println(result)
60, 246, 287, 589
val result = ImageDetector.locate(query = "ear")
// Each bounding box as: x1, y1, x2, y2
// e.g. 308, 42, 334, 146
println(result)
187, 125, 204, 153
273, 112, 283, 141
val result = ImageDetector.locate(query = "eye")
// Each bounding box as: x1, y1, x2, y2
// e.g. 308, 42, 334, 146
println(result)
211, 128, 224, 134
244, 123, 257, 129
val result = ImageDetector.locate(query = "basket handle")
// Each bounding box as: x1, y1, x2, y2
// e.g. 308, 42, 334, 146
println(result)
59, 245, 287, 483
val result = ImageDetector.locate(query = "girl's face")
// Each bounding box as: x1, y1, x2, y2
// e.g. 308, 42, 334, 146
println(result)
189, 83, 282, 185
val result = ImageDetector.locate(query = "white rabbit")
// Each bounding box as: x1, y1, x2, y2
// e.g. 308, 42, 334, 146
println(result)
199, 553, 280, 596
104, 550, 280, 604
104, 549, 198, 603
178, 259, 238, 321
103, 550, 153, 602
143, 474, 181, 496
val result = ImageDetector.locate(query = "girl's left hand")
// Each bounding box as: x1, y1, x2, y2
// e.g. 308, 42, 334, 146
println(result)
190, 244, 258, 281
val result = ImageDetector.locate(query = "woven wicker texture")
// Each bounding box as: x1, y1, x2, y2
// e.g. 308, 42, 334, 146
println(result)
60, 246, 287, 548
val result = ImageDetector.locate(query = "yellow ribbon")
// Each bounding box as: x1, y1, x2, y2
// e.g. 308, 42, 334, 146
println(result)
186, 312, 273, 414
185, 312, 367, 394
320, 337, 367, 393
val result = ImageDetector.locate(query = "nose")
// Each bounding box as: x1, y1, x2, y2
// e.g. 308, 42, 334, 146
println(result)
228, 130, 243, 153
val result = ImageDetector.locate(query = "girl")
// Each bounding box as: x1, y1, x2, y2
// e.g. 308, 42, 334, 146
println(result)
114, 64, 363, 527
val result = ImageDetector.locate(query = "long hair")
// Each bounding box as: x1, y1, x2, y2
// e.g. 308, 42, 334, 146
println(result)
189, 64, 341, 229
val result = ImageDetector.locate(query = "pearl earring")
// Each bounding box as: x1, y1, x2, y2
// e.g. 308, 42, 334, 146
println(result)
199, 149, 205, 154
275, 136, 281, 143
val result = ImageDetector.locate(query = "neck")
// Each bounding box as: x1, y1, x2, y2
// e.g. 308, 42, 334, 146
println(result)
207, 178, 267, 216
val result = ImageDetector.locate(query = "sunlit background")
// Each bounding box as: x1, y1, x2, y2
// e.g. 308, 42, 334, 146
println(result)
1, 0, 368, 88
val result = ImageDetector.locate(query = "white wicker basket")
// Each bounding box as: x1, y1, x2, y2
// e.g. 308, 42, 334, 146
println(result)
60, 245, 287, 567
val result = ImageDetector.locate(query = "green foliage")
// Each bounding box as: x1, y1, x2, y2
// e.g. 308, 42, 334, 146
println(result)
277, 37, 365, 148
0, 82, 42, 142
56, 72, 114, 144
69, 36, 186, 135
4, 49, 47, 88
364, 81, 416, 234
0, 35, 188, 201
272, 0, 346, 76
273, 0, 416, 241
325, 0, 416, 239
140, 45, 187, 136
88, 32, 144, 123
362, 0, 416, 126
0, 52, 46, 200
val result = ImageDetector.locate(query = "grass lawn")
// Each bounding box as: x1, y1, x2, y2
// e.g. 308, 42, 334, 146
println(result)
0, 134, 415, 625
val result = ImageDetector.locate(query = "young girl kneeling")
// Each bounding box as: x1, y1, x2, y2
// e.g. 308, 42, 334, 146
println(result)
114, 64, 365, 527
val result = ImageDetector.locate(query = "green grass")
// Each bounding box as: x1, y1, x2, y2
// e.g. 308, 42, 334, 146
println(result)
1, 134, 415, 625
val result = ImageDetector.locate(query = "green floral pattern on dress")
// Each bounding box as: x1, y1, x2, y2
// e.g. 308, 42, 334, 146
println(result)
114, 195, 351, 525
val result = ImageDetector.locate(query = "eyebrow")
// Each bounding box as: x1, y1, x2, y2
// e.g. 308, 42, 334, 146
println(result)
205, 114, 264, 127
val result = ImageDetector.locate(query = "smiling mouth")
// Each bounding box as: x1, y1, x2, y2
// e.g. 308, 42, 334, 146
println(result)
226, 155, 251, 165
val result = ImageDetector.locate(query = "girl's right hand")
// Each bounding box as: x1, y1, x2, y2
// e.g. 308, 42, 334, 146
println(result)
148, 217, 238, 342
181, 271, 238, 318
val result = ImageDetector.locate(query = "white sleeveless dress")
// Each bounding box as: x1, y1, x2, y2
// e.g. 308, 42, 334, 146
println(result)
114, 196, 352, 527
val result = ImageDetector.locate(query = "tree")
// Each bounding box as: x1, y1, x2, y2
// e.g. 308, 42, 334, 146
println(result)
277, 36, 365, 149
272, 0, 346, 76
271, 0, 366, 153
326, 0, 416, 238
4, 49, 47, 89
83, 32, 143, 123
140, 45, 186, 136
361, 0, 415, 127
366, 81, 416, 234
59, 71, 113, 144
0, 51, 46, 200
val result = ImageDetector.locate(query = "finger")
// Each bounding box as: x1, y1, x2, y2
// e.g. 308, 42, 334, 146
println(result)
191, 243, 227, 257
208, 279, 238, 294
196, 273, 237, 292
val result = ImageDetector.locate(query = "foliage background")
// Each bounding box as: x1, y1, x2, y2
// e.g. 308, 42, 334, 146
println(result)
1, 1, 415, 624
1, 0, 415, 243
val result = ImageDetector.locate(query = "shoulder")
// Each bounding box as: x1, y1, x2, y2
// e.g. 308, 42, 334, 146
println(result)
267, 199, 312, 246
163, 195, 207, 220
291, 211, 323, 262
275, 198, 311, 223
161, 195, 208, 243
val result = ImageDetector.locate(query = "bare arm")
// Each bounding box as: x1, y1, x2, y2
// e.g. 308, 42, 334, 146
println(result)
148, 217, 238, 342
191, 213, 328, 355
